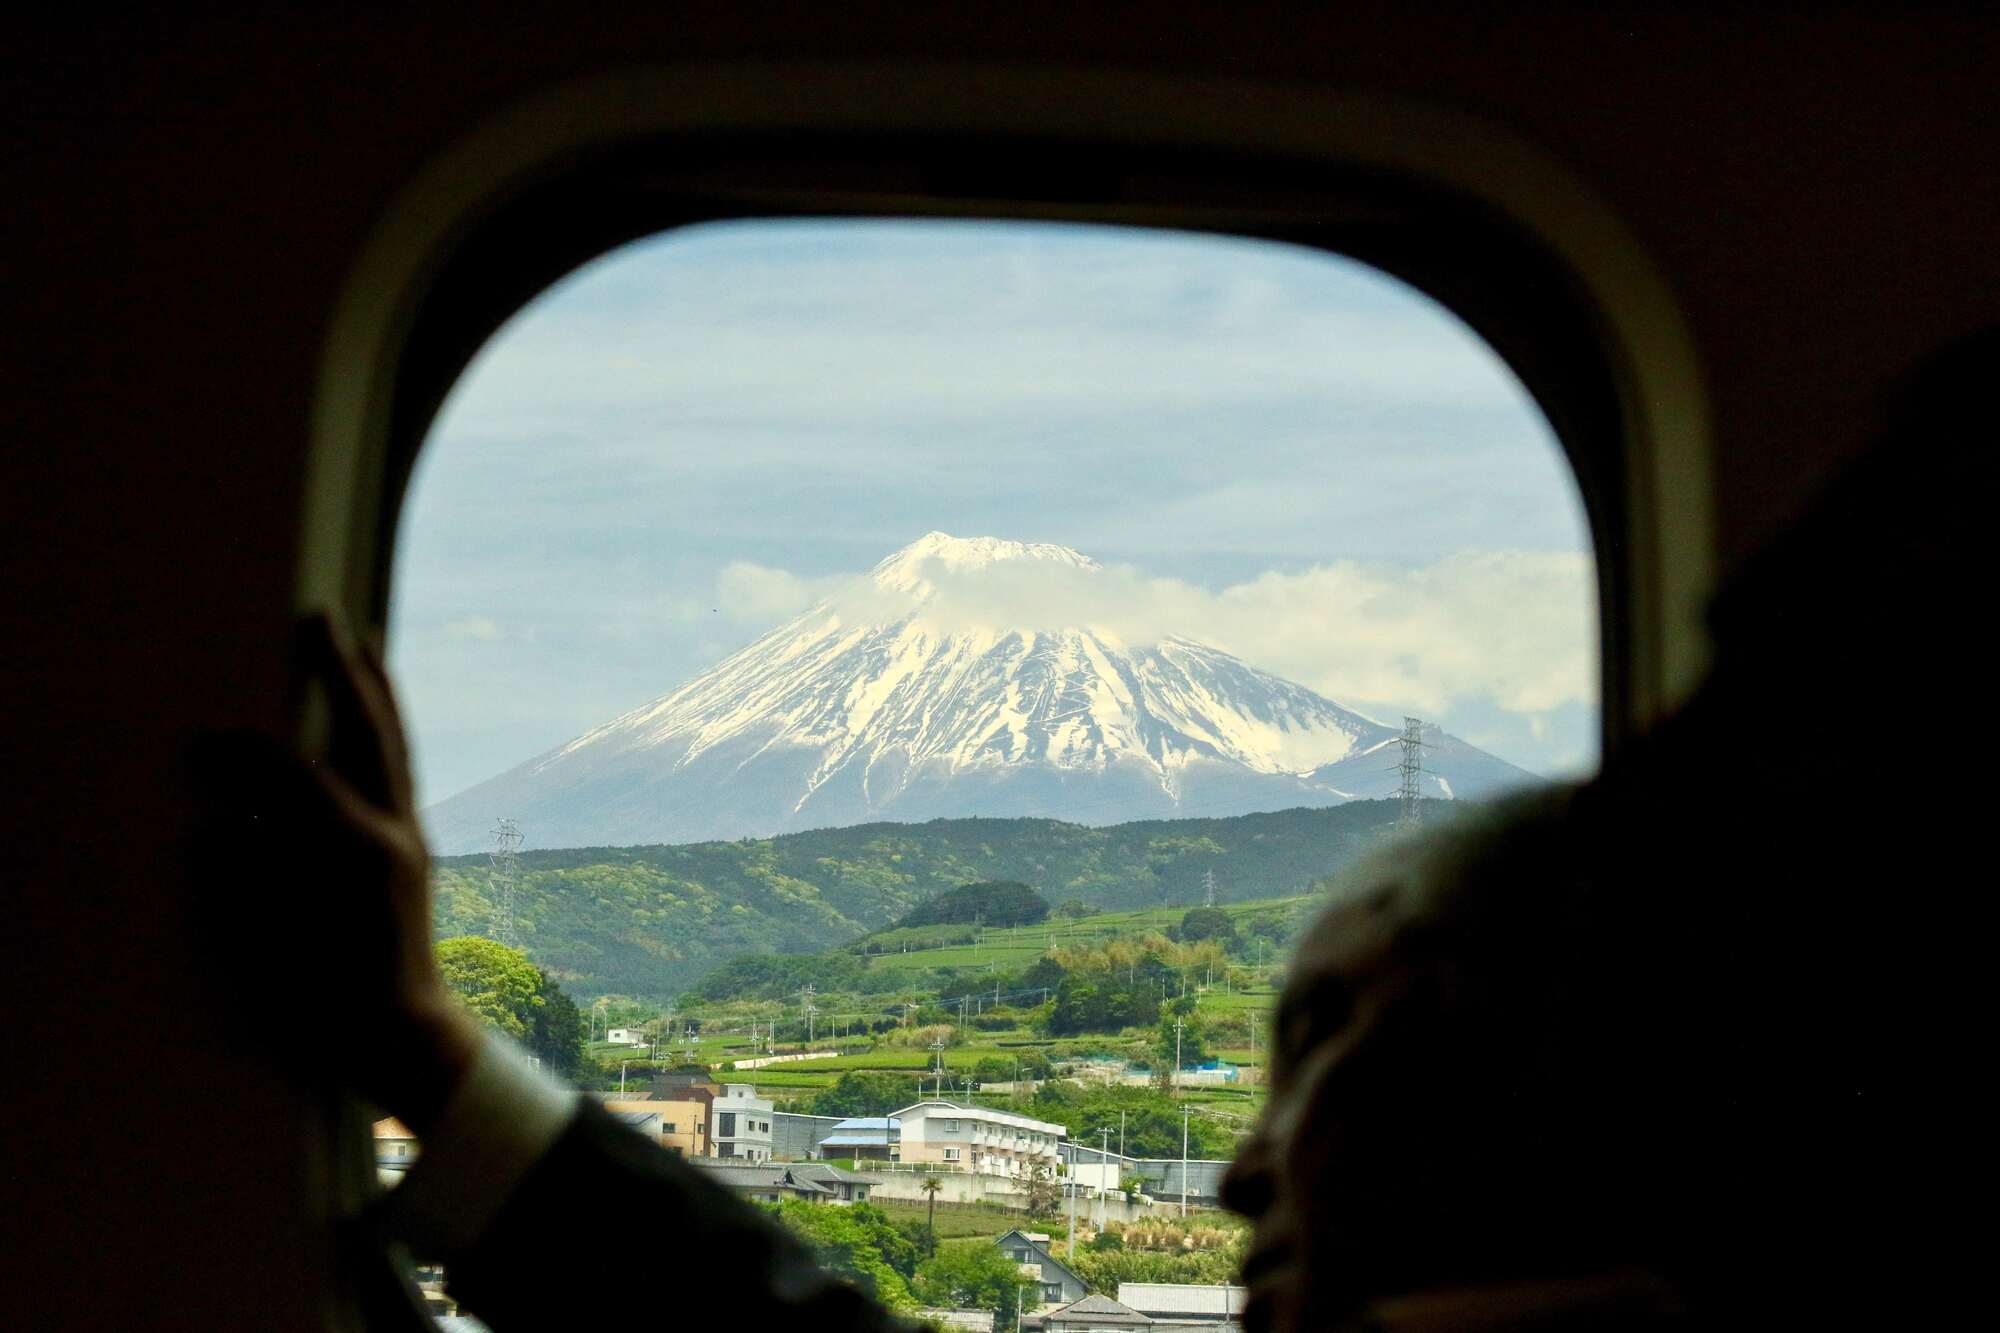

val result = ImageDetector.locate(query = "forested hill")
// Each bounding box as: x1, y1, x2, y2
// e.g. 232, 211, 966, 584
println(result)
431, 801, 1419, 1000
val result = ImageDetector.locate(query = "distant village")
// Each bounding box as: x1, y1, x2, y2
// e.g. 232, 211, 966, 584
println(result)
380, 1067, 1242, 1332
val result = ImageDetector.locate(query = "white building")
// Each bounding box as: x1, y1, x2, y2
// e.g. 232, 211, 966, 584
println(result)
604, 1027, 645, 1046
712, 1083, 774, 1161
891, 1101, 1066, 1177
1117, 1284, 1247, 1331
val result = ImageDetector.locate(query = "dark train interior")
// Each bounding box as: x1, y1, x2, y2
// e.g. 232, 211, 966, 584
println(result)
5, 7, 1987, 1328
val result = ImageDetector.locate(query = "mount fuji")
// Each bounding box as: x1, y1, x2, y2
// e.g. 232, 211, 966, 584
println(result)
422, 533, 1539, 853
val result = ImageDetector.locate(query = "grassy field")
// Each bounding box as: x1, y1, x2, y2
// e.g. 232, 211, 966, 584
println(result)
868, 1200, 1029, 1239
590, 893, 1297, 1100
859, 897, 1307, 974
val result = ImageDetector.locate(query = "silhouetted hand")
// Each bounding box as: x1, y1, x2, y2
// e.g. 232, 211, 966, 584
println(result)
193, 612, 476, 1130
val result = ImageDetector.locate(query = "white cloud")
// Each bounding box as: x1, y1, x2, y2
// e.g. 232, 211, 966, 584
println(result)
713, 561, 854, 622
750, 546, 1597, 726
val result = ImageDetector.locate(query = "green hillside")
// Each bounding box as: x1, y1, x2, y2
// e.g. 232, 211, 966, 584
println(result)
432, 801, 1411, 999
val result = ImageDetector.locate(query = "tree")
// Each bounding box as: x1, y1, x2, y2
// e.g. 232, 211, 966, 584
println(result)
765, 1200, 919, 1308
1020, 956, 1068, 992
898, 881, 1050, 929
921, 1173, 944, 1246
1023, 1160, 1061, 1217
1155, 1011, 1210, 1073
527, 976, 585, 1076
1177, 907, 1237, 945
1024, 1085, 1234, 1159
1046, 973, 1161, 1036
805, 1071, 922, 1118
435, 936, 544, 1037
913, 1240, 1024, 1326
1066, 1244, 1245, 1295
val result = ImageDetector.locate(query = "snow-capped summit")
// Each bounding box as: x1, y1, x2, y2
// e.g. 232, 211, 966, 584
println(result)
422, 534, 1535, 853
870, 531, 1100, 594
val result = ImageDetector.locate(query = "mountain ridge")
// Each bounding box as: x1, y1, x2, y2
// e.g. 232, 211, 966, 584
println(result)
428, 801, 1433, 999
424, 533, 1536, 854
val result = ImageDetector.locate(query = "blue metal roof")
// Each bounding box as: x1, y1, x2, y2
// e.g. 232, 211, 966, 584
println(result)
831, 1116, 901, 1129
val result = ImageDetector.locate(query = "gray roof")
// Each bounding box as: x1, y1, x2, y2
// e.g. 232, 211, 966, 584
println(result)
787, 1163, 870, 1185
919, 1311, 996, 1332
1050, 1294, 1152, 1325
1116, 1285, 1247, 1317
997, 1231, 1086, 1290
687, 1161, 833, 1194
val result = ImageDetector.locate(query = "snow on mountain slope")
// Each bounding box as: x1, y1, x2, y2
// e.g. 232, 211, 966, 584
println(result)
423, 534, 1539, 853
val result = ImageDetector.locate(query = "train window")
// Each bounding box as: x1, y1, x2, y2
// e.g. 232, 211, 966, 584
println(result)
386, 216, 1595, 1293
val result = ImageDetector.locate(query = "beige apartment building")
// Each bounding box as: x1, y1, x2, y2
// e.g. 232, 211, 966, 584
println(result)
892, 1101, 1067, 1177
603, 1097, 711, 1156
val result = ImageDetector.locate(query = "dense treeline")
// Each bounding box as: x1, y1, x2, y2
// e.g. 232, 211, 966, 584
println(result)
895, 880, 1048, 929
688, 951, 907, 1002
430, 802, 1409, 999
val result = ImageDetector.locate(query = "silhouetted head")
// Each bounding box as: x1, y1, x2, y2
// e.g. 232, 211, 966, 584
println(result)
1223, 333, 2000, 1329
1222, 797, 1691, 1330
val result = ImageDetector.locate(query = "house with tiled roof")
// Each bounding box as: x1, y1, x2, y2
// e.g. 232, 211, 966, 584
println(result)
686, 1159, 836, 1204
785, 1162, 875, 1203
1042, 1293, 1154, 1333
996, 1229, 1089, 1309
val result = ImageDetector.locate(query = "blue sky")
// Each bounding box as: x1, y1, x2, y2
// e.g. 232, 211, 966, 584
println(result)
390, 219, 1598, 806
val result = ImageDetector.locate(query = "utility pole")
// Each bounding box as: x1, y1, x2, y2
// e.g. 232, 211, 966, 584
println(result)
488, 817, 522, 946
1118, 1110, 1125, 1162
1396, 716, 1429, 829
1096, 1128, 1110, 1227
1173, 1017, 1185, 1096
1180, 1104, 1191, 1218
1248, 1013, 1260, 1103
620, 1060, 629, 1097
1066, 1138, 1077, 1247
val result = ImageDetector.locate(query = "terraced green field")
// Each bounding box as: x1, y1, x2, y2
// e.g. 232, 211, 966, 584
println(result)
859, 896, 1305, 973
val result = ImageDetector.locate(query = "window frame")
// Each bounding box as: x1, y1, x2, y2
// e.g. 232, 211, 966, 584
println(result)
301, 63, 1715, 759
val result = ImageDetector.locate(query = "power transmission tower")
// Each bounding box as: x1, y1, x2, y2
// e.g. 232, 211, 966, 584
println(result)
488, 818, 522, 946
1202, 868, 1217, 908
1395, 717, 1429, 829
